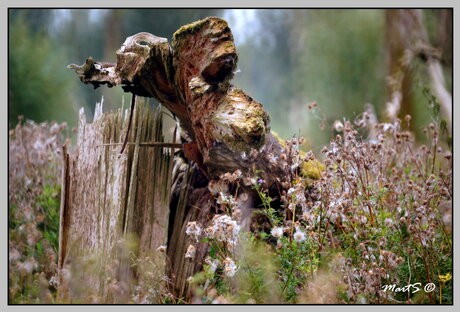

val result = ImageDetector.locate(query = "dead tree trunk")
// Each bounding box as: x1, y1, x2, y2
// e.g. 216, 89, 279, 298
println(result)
68, 17, 287, 185
64, 17, 296, 301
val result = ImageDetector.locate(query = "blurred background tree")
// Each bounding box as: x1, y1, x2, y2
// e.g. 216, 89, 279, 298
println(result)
8, 10, 79, 128
8, 8, 452, 149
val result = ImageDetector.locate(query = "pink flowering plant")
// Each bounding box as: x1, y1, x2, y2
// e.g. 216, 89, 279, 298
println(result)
185, 105, 452, 304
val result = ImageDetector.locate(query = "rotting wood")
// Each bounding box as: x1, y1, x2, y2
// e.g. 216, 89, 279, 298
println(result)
65, 17, 305, 301
68, 17, 289, 187
57, 99, 174, 303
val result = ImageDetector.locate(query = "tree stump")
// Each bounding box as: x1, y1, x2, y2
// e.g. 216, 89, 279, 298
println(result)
64, 17, 299, 301
68, 17, 288, 185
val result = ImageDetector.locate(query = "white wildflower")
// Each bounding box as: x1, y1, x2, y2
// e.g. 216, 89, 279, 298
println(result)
334, 120, 344, 132
49, 274, 60, 287
301, 211, 312, 222
223, 257, 238, 277
206, 215, 240, 246
185, 244, 196, 259
17, 258, 37, 274
220, 170, 242, 183
140, 296, 151, 304
50, 123, 60, 133
384, 218, 393, 226
382, 123, 393, 132
9, 248, 21, 262
185, 221, 202, 242
232, 208, 242, 221
33, 140, 45, 151
212, 296, 229, 304
206, 258, 220, 272
267, 153, 278, 165
297, 192, 306, 203
234, 169, 242, 178
210, 261, 219, 272
271, 227, 284, 238
208, 180, 229, 195
217, 192, 238, 208
243, 177, 257, 186
329, 211, 338, 223
293, 230, 306, 243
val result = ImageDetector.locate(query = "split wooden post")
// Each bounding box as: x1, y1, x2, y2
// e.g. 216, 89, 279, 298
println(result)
57, 100, 174, 303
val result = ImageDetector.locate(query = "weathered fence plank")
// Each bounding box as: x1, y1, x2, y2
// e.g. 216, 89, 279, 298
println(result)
58, 99, 174, 303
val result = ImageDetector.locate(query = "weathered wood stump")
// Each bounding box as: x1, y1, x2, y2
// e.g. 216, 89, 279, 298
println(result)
68, 17, 287, 185
63, 17, 295, 301
58, 100, 175, 303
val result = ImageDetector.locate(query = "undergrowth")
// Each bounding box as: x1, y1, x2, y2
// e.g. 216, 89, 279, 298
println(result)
8, 107, 452, 304
9, 118, 67, 303
183, 109, 452, 304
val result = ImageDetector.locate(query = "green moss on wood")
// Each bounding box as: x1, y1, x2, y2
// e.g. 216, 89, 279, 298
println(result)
271, 131, 325, 180
211, 89, 269, 152
300, 158, 325, 180
172, 17, 230, 47
173, 18, 208, 41
271, 131, 286, 148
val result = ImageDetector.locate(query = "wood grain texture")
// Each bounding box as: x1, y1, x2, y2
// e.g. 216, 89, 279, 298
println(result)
58, 100, 173, 303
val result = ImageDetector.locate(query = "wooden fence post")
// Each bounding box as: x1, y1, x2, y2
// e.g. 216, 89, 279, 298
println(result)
57, 99, 175, 303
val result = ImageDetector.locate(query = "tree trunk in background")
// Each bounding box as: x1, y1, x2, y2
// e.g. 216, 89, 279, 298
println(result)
102, 9, 124, 109
64, 17, 296, 301
436, 9, 452, 70
385, 9, 416, 128
103, 10, 123, 64
385, 9, 452, 132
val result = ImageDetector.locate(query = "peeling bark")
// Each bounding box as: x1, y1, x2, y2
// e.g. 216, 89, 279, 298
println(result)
68, 17, 288, 186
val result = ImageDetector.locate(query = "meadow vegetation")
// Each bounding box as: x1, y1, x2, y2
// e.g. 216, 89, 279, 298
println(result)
8, 104, 452, 304
9, 118, 68, 303
182, 108, 452, 304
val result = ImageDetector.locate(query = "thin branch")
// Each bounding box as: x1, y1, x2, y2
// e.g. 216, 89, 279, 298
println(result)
120, 94, 136, 154
98, 142, 184, 148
